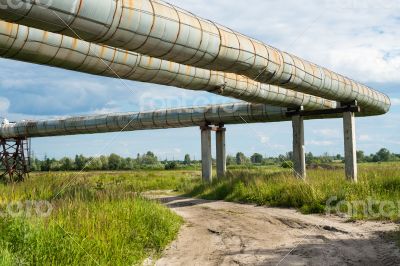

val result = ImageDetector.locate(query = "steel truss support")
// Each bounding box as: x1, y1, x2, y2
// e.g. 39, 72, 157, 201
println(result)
0, 137, 30, 183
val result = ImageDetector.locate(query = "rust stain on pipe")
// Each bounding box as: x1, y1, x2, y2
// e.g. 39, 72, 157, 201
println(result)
0, 0, 388, 114
0, 20, 342, 113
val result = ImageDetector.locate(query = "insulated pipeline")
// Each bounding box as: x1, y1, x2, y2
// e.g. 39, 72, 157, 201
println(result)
0, 0, 390, 115
0, 20, 335, 111
0, 103, 290, 138
0, 103, 344, 139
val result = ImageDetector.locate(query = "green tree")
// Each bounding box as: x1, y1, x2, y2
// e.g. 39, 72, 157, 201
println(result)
86, 157, 103, 171
74, 155, 86, 170
373, 148, 392, 162
226, 155, 236, 166
356, 150, 365, 163
122, 158, 134, 170
320, 152, 333, 163
250, 153, 263, 164
108, 153, 122, 170
165, 161, 177, 170
99, 155, 109, 170
60, 157, 73, 171
183, 154, 191, 165
41, 155, 52, 172
29, 153, 40, 171
236, 152, 248, 165
305, 152, 314, 164
141, 151, 158, 165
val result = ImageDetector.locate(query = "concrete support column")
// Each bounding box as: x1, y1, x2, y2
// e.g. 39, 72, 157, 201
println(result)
343, 111, 358, 182
201, 126, 212, 182
292, 115, 306, 179
216, 126, 226, 178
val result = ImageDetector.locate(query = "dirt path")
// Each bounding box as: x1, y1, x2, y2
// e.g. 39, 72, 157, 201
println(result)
146, 194, 400, 266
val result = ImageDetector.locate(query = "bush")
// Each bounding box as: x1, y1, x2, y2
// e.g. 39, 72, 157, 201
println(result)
165, 162, 177, 170
281, 161, 294, 169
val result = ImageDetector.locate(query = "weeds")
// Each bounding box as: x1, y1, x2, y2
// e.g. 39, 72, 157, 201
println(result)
182, 163, 400, 221
0, 164, 399, 264
0, 171, 187, 265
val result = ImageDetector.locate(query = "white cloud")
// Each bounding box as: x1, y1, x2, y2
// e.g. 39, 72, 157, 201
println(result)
92, 107, 121, 115
170, 0, 400, 83
359, 134, 372, 141
306, 140, 334, 146
0, 97, 10, 114
312, 128, 340, 138
388, 140, 400, 145
329, 47, 400, 83
257, 133, 270, 144
391, 98, 400, 106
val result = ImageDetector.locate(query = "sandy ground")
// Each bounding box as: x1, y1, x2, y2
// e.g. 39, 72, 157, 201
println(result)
144, 193, 400, 266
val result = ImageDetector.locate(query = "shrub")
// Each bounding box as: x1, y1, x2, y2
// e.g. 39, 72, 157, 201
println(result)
281, 161, 294, 169
164, 162, 177, 170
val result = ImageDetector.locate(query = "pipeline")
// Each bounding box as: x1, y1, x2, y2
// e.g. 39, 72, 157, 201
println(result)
0, 102, 347, 139
0, 20, 335, 111
0, 0, 390, 115
0, 103, 288, 138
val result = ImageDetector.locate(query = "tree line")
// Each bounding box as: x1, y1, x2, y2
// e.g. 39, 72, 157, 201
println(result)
30, 148, 400, 172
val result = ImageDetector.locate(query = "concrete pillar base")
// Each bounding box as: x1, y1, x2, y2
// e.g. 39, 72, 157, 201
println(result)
216, 125, 226, 178
343, 111, 358, 182
201, 126, 212, 182
292, 115, 306, 179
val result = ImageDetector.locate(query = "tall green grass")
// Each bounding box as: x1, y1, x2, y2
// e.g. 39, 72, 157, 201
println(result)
183, 163, 400, 221
0, 198, 181, 265
0, 170, 199, 202
0, 171, 189, 265
1, 165, 399, 264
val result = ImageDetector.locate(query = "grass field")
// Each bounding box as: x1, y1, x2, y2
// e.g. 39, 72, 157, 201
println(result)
0, 163, 399, 265
183, 162, 400, 221
0, 172, 190, 265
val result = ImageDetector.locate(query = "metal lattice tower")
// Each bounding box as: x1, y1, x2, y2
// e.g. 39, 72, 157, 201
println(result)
0, 138, 30, 183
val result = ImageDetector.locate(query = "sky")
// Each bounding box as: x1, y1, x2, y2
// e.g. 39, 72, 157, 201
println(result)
0, 0, 399, 160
